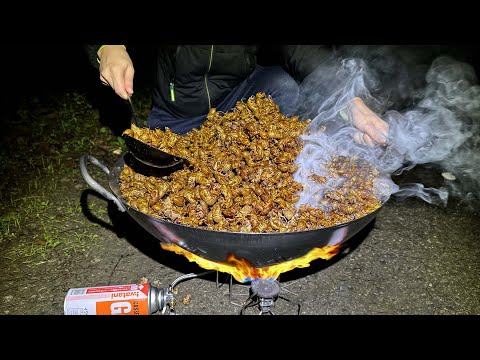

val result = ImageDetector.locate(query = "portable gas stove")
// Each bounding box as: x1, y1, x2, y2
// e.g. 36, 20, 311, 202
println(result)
148, 270, 304, 315
155, 242, 345, 315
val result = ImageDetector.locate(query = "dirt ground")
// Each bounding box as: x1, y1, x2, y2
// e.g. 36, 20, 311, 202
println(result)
0, 90, 479, 317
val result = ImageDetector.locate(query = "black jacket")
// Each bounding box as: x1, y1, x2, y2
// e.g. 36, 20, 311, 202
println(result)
86, 45, 333, 118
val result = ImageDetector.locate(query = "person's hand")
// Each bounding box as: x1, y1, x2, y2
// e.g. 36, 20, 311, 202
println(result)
97, 45, 134, 100
346, 97, 389, 146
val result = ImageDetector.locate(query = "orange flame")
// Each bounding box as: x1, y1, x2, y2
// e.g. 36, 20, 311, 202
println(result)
160, 243, 342, 283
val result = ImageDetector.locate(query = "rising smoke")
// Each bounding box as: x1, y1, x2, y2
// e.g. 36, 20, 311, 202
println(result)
294, 45, 480, 210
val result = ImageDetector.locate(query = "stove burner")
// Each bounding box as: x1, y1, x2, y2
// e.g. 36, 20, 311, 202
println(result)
251, 279, 280, 298
243, 279, 282, 315
215, 274, 301, 315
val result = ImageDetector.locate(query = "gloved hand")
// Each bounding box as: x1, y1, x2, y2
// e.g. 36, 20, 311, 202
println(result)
346, 97, 389, 146
97, 45, 135, 100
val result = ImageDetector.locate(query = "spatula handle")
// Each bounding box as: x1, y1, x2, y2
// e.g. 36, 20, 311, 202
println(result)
127, 96, 140, 127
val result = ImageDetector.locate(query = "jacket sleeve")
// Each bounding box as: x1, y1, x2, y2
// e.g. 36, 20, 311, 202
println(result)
84, 45, 102, 69
280, 45, 334, 82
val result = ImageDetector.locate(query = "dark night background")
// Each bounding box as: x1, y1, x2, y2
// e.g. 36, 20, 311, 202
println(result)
2, 44, 157, 137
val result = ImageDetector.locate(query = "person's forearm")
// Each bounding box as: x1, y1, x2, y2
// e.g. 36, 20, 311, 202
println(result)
84, 45, 127, 69
97, 45, 134, 100
84, 45, 102, 69
345, 97, 389, 146
96, 45, 127, 63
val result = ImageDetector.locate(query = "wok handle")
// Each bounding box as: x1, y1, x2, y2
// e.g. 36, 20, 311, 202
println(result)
79, 154, 126, 212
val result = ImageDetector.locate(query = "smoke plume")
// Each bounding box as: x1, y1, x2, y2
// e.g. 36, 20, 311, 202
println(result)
294, 45, 480, 210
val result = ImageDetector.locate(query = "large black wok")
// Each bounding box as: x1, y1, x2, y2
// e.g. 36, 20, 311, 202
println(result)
80, 154, 383, 268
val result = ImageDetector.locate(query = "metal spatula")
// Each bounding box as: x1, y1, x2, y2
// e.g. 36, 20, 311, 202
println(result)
122, 96, 186, 169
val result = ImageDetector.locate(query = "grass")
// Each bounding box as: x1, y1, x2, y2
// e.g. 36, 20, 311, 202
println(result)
0, 87, 152, 262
